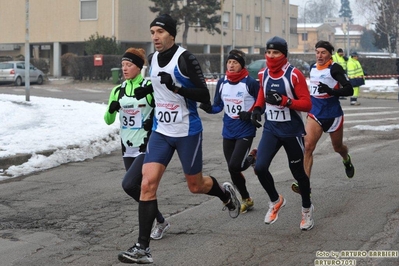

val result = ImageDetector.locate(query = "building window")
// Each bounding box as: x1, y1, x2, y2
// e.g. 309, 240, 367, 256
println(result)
265, 17, 270, 33
246, 15, 250, 31
302, 33, 308, 41
254, 16, 260, 31
223, 12, 230, 28
81, 0, 97, 20
236, 14, 242, 30
290, 18, 297, 34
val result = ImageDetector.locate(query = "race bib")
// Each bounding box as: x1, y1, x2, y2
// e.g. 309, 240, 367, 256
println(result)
223, 97, 244, 118
265, 104, 291, 122
155, 101, 183, 124
310, 84, 325, 96
121, 108, 142, 129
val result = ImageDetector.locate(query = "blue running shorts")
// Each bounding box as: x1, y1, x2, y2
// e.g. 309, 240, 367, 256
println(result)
144, 131, 203, 175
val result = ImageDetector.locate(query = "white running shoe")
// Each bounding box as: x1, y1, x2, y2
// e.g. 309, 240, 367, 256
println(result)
118, 243, 153, 264
222, 182, 240, 218
300, 204, 314, 231
150, 220, 170, 240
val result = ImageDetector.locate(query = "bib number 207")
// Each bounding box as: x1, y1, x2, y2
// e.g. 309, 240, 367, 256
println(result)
158, 110, 178, 123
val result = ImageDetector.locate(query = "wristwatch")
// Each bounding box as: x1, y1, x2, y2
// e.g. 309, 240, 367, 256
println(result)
286, 98, 292, 107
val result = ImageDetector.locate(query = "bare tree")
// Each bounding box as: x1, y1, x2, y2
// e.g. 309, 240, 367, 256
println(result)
298, 0, 338, 23
355, 0, 399, 55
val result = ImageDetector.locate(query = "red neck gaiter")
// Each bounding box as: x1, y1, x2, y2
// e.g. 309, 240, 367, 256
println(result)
266, 56, 288, 75
226, 68, 249, 83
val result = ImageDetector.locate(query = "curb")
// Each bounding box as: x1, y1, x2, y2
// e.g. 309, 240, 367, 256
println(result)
0, 149, 56, 173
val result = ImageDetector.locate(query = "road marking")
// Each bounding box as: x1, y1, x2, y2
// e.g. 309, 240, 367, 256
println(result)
345, 117, 399, 124
76, 88, 104, 93
344, 110, 399, 117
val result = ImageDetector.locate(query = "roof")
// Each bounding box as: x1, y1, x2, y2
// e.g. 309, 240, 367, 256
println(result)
297, 23, 323, 28
334, 25, 364, 36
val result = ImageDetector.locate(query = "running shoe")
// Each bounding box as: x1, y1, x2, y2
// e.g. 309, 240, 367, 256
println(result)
150, 220, 170, 240
118, 243, 153, 264
240, 197, 254, 213
300, 204, 315, 231
247, 148, 257, 167
343, 154, 355, 178
264, 194, 286, 224
222, 182, 240, 218
291, 182, 300, 194
291, 182, 312, 196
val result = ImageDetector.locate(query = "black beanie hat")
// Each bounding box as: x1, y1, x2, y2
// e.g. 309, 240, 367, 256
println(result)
266, 36, 288, 57
337, 48, 344, 53
226, 50, 246, 69
150, 14, 177, 38
315, 40, 334, 55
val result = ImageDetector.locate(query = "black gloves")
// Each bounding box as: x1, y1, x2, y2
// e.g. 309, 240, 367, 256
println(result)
317, 82, 335, 95
251, 107, 262, 128
158, 71, 176, 92
143, 117, 153, 131
199, 102, 212, 113
266, 90, 283, 106
238, 111, 252, 121
134, 85, 153, 100
108, 101, 121, 114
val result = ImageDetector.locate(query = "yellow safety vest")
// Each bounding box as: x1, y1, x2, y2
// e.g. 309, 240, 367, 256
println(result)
332, 53, 347, 71
346, 58, 364, 79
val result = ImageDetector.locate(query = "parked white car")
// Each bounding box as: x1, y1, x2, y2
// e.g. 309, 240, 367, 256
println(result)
0, 61, 44, 86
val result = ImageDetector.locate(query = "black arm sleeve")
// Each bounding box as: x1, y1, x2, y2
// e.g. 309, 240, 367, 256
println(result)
175, 86, 210, 103
175, 51, 210, 103
331, 64, 354, 96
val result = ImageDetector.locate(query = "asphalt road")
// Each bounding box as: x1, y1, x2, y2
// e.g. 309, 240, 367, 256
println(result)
1, 80, 399, 266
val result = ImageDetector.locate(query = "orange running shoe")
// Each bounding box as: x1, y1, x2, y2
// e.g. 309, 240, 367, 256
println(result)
264, 194, 286, 224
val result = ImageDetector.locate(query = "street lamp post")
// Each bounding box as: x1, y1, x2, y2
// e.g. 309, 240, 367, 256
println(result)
346, 17, 350, 55
25, 0, 30, 101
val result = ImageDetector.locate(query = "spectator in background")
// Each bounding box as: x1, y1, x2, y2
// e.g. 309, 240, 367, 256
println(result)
332, 48, 348, 73
347, 52, 365, 105
332, 48, 349, 100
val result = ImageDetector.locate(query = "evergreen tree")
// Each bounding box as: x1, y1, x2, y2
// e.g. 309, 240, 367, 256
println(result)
360, 30, 379, 52
339, 0, 353, 23
149, 0, 221, 48
84, 32, 122, 55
